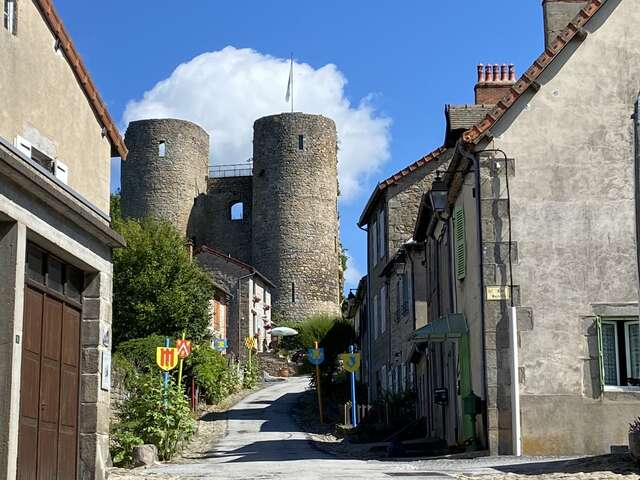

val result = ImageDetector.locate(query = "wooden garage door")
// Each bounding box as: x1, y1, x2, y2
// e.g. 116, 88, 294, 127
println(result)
18, 245, 82, 480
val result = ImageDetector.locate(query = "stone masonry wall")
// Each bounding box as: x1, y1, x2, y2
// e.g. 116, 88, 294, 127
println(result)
252, 113, 341, 322
200, 176, 253, 264
121, 119, 209, 238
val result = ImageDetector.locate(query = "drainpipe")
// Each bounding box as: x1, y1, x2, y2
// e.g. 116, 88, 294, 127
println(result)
473, 147, 521, 456
634, 94, 640, 309
459, 145, 489, 450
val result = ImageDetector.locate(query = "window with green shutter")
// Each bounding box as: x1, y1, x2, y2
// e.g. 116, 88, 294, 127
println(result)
453, 206, 466, 280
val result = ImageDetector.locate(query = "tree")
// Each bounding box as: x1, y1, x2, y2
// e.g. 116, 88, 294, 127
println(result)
111, 197, 213, 346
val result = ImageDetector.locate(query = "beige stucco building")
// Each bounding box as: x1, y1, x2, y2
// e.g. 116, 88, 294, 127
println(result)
411, 0, 640, 456
0, 0, 125, 478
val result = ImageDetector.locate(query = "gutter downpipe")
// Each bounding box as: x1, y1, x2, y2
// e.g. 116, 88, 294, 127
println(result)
458, 144, 490, 451
634, 94, 640, 311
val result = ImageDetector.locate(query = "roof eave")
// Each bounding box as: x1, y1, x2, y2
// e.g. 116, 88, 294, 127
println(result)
35, 0, 127, 159
462, 0, 606, 145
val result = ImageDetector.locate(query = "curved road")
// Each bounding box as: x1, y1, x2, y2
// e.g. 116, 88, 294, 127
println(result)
140, 377, 569, 480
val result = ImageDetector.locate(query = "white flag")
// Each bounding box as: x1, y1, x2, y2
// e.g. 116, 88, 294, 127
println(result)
285, 57, 293, 103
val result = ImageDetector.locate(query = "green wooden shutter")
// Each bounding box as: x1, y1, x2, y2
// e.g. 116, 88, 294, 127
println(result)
596, 316, 605, 392
454, 206, 466, 280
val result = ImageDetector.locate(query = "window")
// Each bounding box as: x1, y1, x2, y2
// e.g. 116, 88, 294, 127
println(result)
158, 141, 166, 157
373, 294, 378, 339
291, 282, 296, 303
378, 209, 385, 260
371, 219, 378, 265
599, 318, 640, 388
25, 243, 84, 303
453, 206, 466, 280
396, 273, 410, 319
4, 0, 16, 35
230, 202, 244, 220
298, 135, 304, 150
380, 285, 387, 333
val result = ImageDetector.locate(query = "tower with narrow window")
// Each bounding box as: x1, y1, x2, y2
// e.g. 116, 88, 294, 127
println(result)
121, 119, 209, 238
251, 113, 342, 321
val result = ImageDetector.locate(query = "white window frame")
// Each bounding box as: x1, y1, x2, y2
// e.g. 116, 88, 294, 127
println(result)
602, 320, 620, 386
4, 0, 16, 35
624, 320, 640, 381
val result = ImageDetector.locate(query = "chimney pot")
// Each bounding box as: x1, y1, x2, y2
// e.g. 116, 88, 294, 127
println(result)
475, 63, 517, 105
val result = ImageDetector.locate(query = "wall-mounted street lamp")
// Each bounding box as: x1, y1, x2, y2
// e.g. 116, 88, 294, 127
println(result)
395, 258, 406, 275
429, 173, 449, 218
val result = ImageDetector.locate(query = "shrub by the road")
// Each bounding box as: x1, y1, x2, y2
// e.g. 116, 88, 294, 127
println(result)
110, 373, 194, 466
185, 344, 241, 404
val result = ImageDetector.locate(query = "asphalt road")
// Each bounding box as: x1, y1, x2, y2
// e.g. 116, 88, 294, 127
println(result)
131, 377, 629, 480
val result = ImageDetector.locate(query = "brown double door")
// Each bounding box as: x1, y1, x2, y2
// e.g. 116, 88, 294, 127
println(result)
18, 286, 80, 479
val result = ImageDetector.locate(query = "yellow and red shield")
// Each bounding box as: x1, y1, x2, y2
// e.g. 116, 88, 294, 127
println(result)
176, 339, 192, 359
156, 347, 179, 371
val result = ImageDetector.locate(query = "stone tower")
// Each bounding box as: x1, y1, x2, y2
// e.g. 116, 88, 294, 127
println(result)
121, 119, 209, 237
252, 113, 341, 321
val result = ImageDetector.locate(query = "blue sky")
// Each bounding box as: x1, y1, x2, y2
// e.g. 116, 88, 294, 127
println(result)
58, 1, 544, 290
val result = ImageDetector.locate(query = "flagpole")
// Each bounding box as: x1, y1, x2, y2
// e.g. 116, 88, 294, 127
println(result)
290, 53, 294, 113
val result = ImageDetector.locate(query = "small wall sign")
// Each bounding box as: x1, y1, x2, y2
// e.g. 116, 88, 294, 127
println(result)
486, 286, 510, 301
101, 351, 111, 391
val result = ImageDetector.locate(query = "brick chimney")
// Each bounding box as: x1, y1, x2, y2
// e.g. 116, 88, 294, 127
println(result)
474, 64, 516, 105
543, 0, 588, 48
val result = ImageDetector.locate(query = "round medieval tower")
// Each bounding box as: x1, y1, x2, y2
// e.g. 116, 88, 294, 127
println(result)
120, 119, 209, 238
252, 113, 341, 322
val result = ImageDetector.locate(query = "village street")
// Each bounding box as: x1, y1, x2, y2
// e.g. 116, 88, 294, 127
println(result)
109, 377, 637, 480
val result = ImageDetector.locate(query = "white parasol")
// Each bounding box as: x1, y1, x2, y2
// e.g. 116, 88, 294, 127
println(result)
270, 326, 299, 337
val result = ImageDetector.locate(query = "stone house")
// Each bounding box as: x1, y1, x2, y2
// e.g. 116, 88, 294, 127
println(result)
357, 147, 450, 402
415, 0, 640, 456
0, 0, 126, 478
194, 245, 273, 360
210, 282, 231, 350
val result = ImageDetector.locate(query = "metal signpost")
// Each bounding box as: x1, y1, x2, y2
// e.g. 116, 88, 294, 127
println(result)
339, 346, 360, 428
213, 338, 228, 352
176, 335, 192, 389
245, 336, 256, 369
307, 342, 325, 424
156, 338, 178, 404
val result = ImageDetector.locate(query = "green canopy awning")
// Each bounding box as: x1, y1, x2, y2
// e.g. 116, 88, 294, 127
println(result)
412, 313, 468, 343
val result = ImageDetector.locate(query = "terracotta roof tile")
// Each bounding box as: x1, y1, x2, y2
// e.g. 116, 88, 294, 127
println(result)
463, 0, 606, 144
358, 146, 449, 226
35, 0, 127, 158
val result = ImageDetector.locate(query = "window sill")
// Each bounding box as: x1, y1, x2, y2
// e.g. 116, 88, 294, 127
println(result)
604, 386, 640, 393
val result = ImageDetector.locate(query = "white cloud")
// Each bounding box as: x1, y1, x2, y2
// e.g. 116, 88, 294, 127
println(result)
122, 46, 391, 201
344, 256, 364, 291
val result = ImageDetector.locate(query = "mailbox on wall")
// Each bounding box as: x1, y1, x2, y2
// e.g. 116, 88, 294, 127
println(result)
434, 387, 448, 405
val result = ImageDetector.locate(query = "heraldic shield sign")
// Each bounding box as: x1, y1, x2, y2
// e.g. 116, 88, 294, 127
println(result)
339, 352, 361, 373
307, 347, 325, 366
156, 347, 179, 371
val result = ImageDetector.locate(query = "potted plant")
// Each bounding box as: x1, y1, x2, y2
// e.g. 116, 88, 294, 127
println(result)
630, 417, 640, 461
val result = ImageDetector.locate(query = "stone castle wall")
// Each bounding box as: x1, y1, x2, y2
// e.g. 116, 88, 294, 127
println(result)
252, 113, 341, 321
121, 113, 342, 323
121, 119, 209, 238
200, 176, 253, 264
